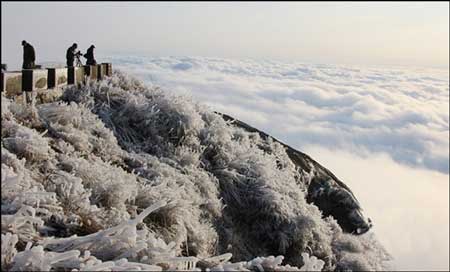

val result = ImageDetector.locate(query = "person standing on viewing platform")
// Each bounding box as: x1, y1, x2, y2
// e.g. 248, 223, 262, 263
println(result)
84, 45, 97, 65
21, 40, 35, 69
66, 43, 78, 67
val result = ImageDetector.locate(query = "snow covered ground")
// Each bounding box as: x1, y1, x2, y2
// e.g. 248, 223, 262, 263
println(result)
107, 55, 449, 270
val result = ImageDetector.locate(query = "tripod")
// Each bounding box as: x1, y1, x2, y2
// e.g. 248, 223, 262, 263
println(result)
75, 54, 83, 67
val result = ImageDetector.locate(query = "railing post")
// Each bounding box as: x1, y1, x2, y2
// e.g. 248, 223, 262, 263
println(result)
68, 66, 85, 85
47, 68, 68, 89
102, 63, 112, 76
1, 71, 22, 97
22, 69, 48, 92
21, 69, 47, 105
83, 65, 98, 81
97, 64, 105, 80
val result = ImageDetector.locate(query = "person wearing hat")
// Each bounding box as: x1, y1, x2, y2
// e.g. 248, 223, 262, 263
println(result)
21, 40, 35, 69
84, 45, 97, 65
66, 43, 78, 67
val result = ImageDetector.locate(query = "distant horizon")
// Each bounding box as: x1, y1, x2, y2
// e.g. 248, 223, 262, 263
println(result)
4, 52, 450, 73
107, 52, 450, 71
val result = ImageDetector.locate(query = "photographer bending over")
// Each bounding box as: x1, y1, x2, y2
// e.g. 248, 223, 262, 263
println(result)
84, 45, 97, 65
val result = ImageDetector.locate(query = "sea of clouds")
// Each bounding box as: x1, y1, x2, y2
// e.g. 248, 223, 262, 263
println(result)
107, 56, 449, 174
106, 55, 449, 270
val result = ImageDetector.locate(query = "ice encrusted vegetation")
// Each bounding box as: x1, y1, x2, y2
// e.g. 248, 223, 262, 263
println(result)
1, 71, 392, 271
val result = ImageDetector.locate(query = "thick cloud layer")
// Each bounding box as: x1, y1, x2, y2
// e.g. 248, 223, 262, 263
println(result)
305, 146, 449, 270
108, 56, 449, 174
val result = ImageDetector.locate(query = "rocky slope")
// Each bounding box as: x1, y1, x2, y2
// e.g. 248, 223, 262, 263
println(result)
1, 71, 391, 271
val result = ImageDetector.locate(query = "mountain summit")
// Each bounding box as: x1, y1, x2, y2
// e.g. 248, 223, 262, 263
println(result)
1, 71, 391, 271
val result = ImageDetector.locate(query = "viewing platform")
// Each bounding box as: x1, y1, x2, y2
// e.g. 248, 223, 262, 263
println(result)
1, 63, 113, 103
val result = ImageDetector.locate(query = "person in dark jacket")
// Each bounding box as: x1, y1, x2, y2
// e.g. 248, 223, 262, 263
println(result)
66, 43, 78, 67
22, 40, 36, 69
84, 45, 97, 65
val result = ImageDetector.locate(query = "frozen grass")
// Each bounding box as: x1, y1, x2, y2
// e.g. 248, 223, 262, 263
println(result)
0, 71, 391, 271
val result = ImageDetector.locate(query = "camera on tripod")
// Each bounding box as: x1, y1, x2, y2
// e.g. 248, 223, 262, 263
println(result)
74, 51, 83, 66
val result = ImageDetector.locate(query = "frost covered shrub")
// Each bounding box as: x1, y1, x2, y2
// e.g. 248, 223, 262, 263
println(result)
202, 253, 324, 271
2, 120, 51, 164
1, 232, 18, 270
38, 101, 123, 162
64, 71, 206, 158
1, 206, 44, 245
205, 138, 336, 268
58, 155, 138, 209
332, 231, 393, 271
1, 149, 33, 209
1, 71, 392, 271
103, 69, 148, 92
1, 94, 13, 119
1, 146, 61, 224
41, 201, 167, 258
44, 170, 93, 214
127, 152, 222, 258
43, 167, 135, 234
188, 110, 334, 266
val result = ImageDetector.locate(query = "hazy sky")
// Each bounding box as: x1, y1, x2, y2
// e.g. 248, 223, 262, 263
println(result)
1, 2, 449, 70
